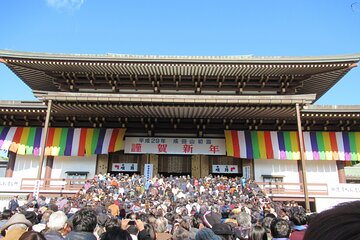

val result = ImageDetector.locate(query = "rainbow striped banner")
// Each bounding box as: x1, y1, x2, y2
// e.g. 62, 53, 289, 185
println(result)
225, 130, 360, 161
0, 127, 126, 156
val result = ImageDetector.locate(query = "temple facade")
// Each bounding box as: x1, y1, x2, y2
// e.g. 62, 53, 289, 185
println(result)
0, 50, 359, 195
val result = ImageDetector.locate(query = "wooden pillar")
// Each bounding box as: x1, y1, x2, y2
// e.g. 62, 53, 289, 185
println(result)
37, 100, 52, 180
297, 160, 304, 184
191, 155, 201, 178
149, 154, 158, 177
44, 156, 54, 187
140, 155, 147, 175
96, 154, 109, 174
296, 103, 310, 213
44, 156, 54, 179
336, 161, 346, 183
5, 151, 16, 177
200, 155, 209, 177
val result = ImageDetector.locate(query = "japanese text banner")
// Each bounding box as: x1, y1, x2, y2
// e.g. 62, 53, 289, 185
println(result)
124, 137, 226, 155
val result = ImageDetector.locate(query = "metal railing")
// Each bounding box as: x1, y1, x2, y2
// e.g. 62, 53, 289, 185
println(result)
257, 182, 328, 196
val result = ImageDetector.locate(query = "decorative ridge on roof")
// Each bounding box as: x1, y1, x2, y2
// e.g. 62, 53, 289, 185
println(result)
0, 49, 359, 63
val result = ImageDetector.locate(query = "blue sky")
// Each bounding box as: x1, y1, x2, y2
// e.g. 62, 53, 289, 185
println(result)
0, 0, 359, 104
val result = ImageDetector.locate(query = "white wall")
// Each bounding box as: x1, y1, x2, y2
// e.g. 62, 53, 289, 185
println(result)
254, 159, 339, 184
13, 155, 97, 179
13, 155, 46, 178
254, 159, 299, 183
315, 198, 357, 212
52, 156, 97, 179
306, 161, 339, 184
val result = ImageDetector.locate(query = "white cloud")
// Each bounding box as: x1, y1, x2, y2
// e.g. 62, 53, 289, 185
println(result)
46, 0, 85, 11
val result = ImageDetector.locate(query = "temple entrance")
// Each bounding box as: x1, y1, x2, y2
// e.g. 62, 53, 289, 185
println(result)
158, 154, 191, 177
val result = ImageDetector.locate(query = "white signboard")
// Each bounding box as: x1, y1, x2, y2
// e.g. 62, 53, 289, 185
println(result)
328, 184, 360, 198
112, 163, 138, 172
125, 137, 226, 155
144, 164, 153, 180
0, 149, 9, 160
0, 178, 21, 191
212, 165, 239, 174
33, 180, 41, 199
243, 166, 251, 179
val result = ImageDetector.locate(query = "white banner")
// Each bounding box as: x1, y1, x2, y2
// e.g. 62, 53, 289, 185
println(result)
144, 164, 153, 180
112, 163, 138, 172
125, 137, 226, 155
0, 178, 22, 191
212, 165, 239, 174
328, 184, 360, 198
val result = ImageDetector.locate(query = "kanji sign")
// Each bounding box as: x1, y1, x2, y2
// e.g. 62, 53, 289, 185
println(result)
33, 180, 41, 199
0, 178, 21, 191
125, 137, 225, 155
144, 164, 153, 180
111, 163, 138, 172
328, 184, 360, 197
212, 165, 239, 174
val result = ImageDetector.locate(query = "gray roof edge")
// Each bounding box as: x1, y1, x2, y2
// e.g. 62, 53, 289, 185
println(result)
1, 49, 360, 63
33, 90, 316, 103
0, 100, 45, 108
303, 104, 360, 112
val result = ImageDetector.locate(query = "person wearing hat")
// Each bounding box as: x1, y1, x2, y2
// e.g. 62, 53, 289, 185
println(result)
212, 223, 234, 240
0, 213, 32, 240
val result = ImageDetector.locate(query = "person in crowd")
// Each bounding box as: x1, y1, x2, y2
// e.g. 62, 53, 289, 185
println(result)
249, 225, 268, 240
43, 211, 68, 240
212, 223, 234, 240
19, 231, 46, 240
108, 200, 120, 218
154, 217, 172, 240
0, 213, 33, 240
9, 195, 20, 213
121, 218, 147, 240
94, 214, 110, 238
172, 226, 190, 240
289, 210, 307, 240
138, 223, 156, 240
100, 227, 132, 240
4, 173, 342, 240
0, 210, 12, 229
195, 228, 221, 240
304, 201, 360, 240
262, 214, 276, 240
270, 218, 291, 240
65, 208, 97, 240
32, 210, 53, 233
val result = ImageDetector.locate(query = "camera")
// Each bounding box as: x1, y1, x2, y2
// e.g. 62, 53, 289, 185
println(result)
128, 220, 136, 225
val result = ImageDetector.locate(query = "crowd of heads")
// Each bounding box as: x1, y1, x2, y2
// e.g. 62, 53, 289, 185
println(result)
0, 173, 359, 240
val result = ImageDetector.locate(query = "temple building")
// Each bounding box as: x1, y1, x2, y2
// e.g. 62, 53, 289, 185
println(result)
0, 50, 360, 209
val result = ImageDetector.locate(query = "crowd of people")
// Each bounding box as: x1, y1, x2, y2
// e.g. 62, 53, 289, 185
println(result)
0, 173, 358, 240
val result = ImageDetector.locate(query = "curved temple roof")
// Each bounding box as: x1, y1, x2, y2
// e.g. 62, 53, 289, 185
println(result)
0, 50, 359, 102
